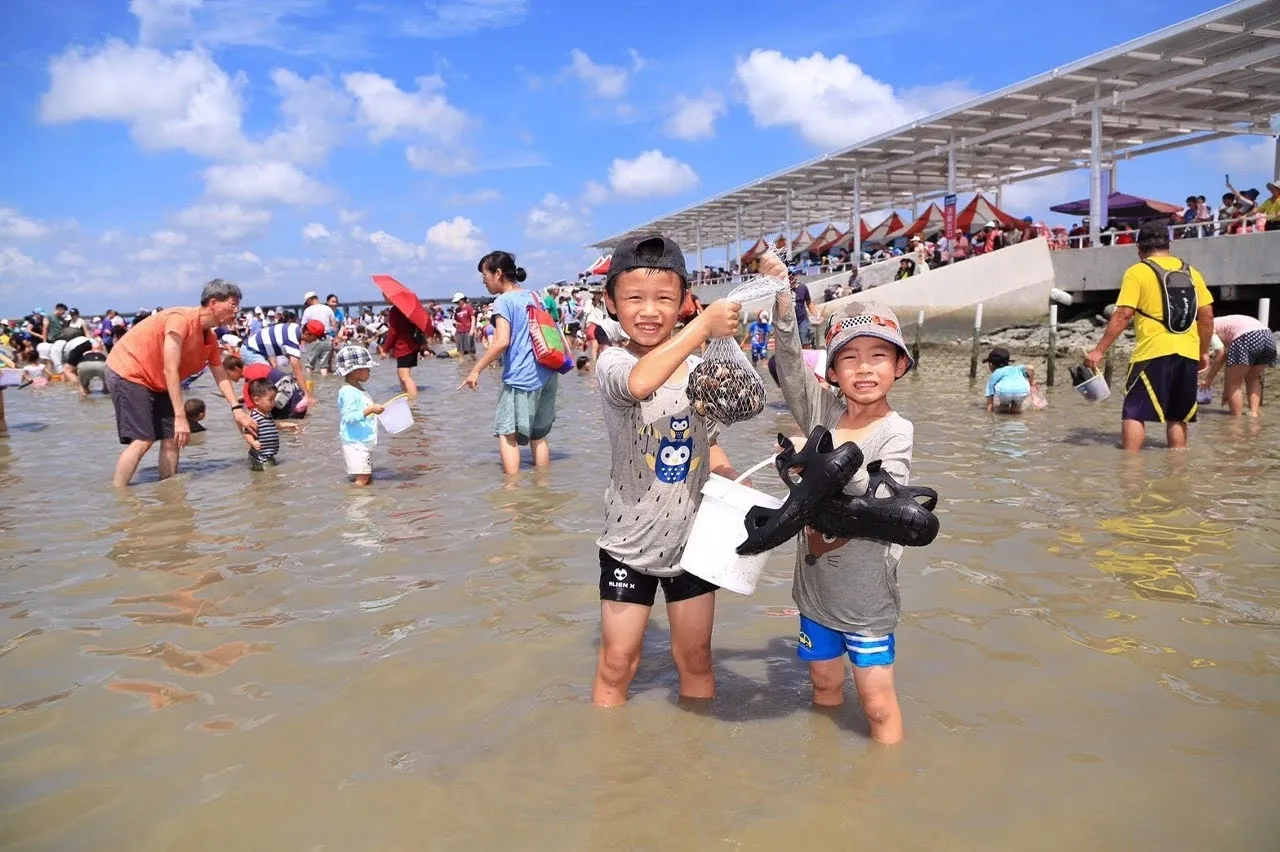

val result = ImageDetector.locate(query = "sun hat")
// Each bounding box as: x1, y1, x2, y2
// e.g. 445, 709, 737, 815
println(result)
303, 319, 326, 338
334, 345, 375, 376
605, 234, 688, 288
824, 300, 914, 373
1267, 180, 1280, 195
451, 292, 465, 302
981, 347, 1013, 365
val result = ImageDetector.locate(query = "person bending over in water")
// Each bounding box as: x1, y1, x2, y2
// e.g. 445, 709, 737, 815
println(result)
982, 347, 1036, 414
763, 249, 914, 745
591, 234, 743, 708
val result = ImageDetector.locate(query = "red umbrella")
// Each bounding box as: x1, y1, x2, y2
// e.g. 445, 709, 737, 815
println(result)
371, 274, 431, 333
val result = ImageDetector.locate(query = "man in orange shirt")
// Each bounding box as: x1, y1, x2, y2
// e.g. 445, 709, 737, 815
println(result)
105, 279, 257, 487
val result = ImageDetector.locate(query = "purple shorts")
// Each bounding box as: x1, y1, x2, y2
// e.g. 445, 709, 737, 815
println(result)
1122, 354, 1199, 424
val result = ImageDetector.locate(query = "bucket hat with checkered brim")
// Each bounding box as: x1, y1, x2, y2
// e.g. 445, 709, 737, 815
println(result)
334, 345, 376, 376
824, 301, 915, 373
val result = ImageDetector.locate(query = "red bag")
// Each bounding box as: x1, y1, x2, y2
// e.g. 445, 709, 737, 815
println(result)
526, 301, 573, 373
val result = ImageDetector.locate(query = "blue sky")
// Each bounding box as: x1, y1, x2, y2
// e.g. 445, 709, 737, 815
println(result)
0, 0, 1274, 314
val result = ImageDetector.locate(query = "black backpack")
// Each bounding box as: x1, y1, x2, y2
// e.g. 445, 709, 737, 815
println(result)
1136, 259, 1198, 334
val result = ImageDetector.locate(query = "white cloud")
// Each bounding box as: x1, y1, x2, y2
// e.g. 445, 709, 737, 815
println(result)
41, 39, 249, 160
0, 207, 51, 240
425, 216, 482, 258
1202, 136, 1276, 175
445, 188, 502, 206
999, 171, 1085, 218
581, 180, 610, 206
176, 202, 271, 242
203, 160, 330, 205
565, 49, 630, 99
338, 208, 363, 225
735, 49, 975, 149
524, 193, 586, 242
302, 222, 331, 240
131, 0, 201, 45
607, 150, 699, 198
368, 230, 425, 263
262, 69, 351, 165
664, 92, 725, 141
344, 72, 470, 144
0, 247, 49, 276
56, 249, 88, 267
217, 250, 261, 265
400, 0, 528, 38
152, 229, 187, 247
405, 146, 474, 175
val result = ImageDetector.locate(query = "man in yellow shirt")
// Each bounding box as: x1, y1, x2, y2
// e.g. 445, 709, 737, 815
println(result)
1261, 180, 1280, 231
1085, 222, 1214, 451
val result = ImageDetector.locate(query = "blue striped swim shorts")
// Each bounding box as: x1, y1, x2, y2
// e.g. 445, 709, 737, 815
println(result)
797, 614, 895, 667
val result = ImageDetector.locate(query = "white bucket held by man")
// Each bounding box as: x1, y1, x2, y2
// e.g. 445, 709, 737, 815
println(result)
680, 455, 784, 595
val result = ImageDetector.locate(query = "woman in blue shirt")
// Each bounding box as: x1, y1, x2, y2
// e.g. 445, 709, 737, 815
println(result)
459, 251, 558, 475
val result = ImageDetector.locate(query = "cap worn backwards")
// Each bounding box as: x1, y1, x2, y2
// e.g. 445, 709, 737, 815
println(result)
605, 234, 688, 288
824, 300, 914, 373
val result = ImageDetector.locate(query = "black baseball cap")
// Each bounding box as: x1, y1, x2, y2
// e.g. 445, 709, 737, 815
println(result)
982, 347, 1012, 365
606, 234, 688, 288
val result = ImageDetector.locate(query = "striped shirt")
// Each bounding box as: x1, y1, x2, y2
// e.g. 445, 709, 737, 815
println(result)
249, 410, 281, 463
244, 323, 302, 359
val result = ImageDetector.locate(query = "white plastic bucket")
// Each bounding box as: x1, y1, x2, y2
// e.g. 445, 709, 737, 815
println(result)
377, 393, 414, 434
0, 368, 22, 388
680, 456, 784, 596
1073, 370, 1111, 402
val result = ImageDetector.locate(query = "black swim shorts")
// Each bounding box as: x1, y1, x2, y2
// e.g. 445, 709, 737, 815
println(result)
105, 367, 175, 445
598, 549, 717, 606
1122, 354, 1199, 424
396, 352, 419, 369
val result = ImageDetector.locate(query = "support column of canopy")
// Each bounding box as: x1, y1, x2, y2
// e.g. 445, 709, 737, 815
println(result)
852, 171, 863, 260
1089, 88, 1103, 247
695, 220, 702, 278
947, 140, 957, 265
735, 208, 743, 276
784, 191, 793, 258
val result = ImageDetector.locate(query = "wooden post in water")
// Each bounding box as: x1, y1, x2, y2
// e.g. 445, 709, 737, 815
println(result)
913, 309, 924, 368
969, 303, 983, 380
1104, 349, 1114, 387
1259, 298, 1271, 406
1046, 304, 1058, 387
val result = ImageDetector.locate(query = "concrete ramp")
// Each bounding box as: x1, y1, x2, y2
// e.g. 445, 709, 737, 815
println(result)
819, 238, 1056, 332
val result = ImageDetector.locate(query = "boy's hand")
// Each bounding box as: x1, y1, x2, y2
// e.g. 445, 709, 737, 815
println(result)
244, 432, 262, 451
698, 299, 741, 339
758, 251, 787, 280
371, 404, 385, 416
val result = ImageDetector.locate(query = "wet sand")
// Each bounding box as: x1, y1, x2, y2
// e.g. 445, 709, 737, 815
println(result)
1, 360, 1277, 850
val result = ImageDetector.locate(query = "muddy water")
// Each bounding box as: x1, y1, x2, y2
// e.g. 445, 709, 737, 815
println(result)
1, 359, 1277, 850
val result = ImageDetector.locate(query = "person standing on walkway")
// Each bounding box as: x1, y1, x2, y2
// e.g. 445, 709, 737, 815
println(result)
105, 279, 257, 487
460, 251, 558, 475
1084, 222, 1214, 451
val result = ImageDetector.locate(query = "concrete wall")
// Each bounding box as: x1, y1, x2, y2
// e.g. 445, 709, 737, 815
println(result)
1049, 230, 1280, 297
819, 238, 1057, 333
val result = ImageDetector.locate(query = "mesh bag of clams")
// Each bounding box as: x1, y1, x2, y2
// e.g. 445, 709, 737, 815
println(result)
687, 272, 789, 426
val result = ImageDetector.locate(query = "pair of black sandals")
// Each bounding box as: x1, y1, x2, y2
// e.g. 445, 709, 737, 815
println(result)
736, 425, 940, 556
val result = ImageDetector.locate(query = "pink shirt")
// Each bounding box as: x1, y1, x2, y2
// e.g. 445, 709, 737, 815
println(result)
1213, 314, 1267, 346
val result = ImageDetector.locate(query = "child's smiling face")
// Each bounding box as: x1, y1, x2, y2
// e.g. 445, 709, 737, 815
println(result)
605, 269, 684, 350
828, 337, 908, 405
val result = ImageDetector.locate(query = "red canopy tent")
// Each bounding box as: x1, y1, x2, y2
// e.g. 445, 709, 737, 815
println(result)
862, 213, 907, 245
828, 218, 874, 253
955, 195, 1022, 234
805, 224, 845, 256
740, 238, 769, 264
771, 229, 815, 255
901, 203, 947, 239
583, 254, 611, 276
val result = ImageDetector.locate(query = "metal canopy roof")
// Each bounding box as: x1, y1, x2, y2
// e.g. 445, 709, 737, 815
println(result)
591, 0, 1280, 250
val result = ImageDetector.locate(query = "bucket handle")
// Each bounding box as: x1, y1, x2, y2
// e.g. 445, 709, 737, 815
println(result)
734, 454, 778, 485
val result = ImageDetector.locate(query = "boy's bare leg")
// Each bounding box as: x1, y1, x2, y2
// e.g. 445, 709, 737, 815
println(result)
530, 438, 551, 468
667, 592, 716, 700
808, 658, 846, 707
593, 601, 650, 707
497, 434, 521, 476
852, 664, 903, 744
1120, 418, 1146, 451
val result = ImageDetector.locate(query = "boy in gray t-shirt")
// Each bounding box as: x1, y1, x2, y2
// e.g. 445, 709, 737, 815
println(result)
762, 252, 915, 745
591, 233, 744, 709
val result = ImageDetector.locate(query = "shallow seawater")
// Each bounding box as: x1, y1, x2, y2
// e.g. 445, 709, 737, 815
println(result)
1, 359, 1277, 850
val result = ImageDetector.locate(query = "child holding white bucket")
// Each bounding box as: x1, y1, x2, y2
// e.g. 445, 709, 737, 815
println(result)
591, 234, 744, 708
335, 345, 383, 487
762, 250, 914, 745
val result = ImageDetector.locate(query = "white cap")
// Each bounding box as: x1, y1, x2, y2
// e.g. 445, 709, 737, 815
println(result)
303, 290, 318, 302
986, 220, 998, 228
451, 292, 465, 303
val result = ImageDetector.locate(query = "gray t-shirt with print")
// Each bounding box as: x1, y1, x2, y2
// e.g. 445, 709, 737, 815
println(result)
773, 299, 915, 636
594, 347, 720, 578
